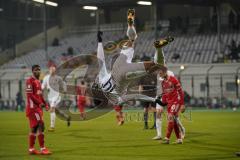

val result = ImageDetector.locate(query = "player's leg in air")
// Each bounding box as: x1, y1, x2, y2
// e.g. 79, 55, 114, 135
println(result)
127, 8, 137, 42
114, 104, 124, 125
117, 36, 174, 86
143, 37, 174, 74
152, 103, 163, 140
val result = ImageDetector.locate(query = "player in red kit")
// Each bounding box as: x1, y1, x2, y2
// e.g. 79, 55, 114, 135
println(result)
26, 65, 52, 155
155, 66, 185, 144
77, 81, 90, 119
114, 104, 124, 125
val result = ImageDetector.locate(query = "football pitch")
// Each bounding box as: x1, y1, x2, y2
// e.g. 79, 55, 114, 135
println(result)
0, 110, 239, 160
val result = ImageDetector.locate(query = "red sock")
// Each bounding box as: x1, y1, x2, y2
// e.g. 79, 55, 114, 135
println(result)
166, 121, 174, 139
174, 121, 181, 139
29, 134, 36, 149
38, 133, 45, 148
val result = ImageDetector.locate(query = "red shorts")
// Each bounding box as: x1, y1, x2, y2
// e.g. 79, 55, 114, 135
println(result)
114, 105, 122, 112
167, 103, 180, 116
28, 112, 44, 128
78, 101, 86, 113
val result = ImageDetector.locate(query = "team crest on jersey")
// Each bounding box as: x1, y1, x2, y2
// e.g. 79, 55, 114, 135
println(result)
168, 81, 173, 87
26, 84, 32, 92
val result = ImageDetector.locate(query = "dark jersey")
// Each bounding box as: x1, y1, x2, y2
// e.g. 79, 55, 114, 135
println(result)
139, 74, 157, 97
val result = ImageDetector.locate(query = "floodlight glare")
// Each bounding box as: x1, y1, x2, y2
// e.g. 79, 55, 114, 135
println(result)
32, 0, 58, 7
33, 0, 44, 3
237, 79, 240, 85
83, 6, 98, 10
46, 1, 58, 7
180, 65, 185, 70
137, 1, 152, 5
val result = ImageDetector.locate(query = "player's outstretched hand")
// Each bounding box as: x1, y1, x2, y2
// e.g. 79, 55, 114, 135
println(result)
97, 31, 103, 42
180, 105, 185, 113
45, 104, 50, 111
40, 103, 49, 111
40, 103, 45, 108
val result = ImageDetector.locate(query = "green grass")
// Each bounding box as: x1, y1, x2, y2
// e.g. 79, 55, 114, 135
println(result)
0, 110, 240, 160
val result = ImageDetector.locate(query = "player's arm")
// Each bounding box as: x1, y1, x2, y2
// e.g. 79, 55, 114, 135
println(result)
39, 95, 49, 111
172, 77, 185, 112
155, 94, 167, 106
41, 76, 47, 90
97, 31, 106, 63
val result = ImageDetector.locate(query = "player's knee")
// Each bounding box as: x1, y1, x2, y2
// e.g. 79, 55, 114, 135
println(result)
144, 107, 148, 113
38, 123, 45, 132
156, 111, 162, 118
51, 107, 55, 112
31, 125, 39, 134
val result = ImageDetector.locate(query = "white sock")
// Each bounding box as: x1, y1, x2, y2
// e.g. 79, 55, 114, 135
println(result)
176, 117, 185, 135
50, 112, 56, 128
156, 118, 162, 137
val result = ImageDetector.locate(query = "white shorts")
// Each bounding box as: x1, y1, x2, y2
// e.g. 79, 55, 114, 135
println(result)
48, 96, 61, 107
156, 104, 164, 111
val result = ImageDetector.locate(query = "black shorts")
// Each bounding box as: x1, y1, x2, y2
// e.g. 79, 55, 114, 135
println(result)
142, 101, 156, 108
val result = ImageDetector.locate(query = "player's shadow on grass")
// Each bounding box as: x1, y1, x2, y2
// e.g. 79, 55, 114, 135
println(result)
99, 144, 158, 149
186, 132, 237, 153
66, 132, 101, 139
53, 148, 87, 154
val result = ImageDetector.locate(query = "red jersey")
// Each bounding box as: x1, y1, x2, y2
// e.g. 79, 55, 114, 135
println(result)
161, 75, 184, 107
25, 76, 47, 117
77, 85, 86, 103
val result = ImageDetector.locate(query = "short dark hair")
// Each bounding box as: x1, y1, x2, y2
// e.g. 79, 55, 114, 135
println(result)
81, 80, 85, 85
32, 65, 40, 71
160, 66, 168, 73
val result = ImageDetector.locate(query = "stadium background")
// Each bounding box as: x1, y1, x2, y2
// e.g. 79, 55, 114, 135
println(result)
0, 1, 240, 160
0, 0, 240, 110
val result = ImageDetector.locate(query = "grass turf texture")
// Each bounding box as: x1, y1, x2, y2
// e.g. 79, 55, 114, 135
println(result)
0, 110, 239, 160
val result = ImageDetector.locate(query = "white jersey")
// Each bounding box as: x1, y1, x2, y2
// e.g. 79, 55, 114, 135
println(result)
101, 47, 135, 93
42, 74, 66, 106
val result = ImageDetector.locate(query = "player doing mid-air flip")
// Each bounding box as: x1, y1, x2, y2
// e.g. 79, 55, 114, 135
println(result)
95, 8, 174, 105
